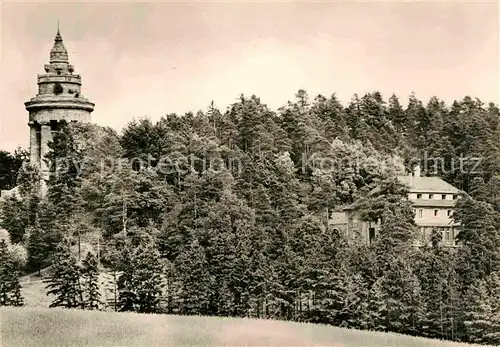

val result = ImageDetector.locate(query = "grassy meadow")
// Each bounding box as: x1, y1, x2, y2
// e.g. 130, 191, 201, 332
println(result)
1, 306, 487, 347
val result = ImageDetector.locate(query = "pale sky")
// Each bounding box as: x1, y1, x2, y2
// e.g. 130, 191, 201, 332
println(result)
1, 1, 499, 152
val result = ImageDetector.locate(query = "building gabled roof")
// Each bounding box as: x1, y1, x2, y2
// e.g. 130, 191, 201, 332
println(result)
397, 175, 460, 194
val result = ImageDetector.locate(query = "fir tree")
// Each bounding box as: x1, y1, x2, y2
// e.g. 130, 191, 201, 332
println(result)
0, 149, 25, 191
463, 279, 496, 344
368, 254, 422, 335
416, 229, 453, 339
116, 246, 137, 312
115, 241, 164, 313
0, 240, 24, 306
454, 196, 500, 288
45, 243, 83, 309
81, 252, 101, 310
0, 195, 26, 244
175, 238, 213, 315
26, 215, 48, 274
134, 244, 164, 313
484, 272, 500, 345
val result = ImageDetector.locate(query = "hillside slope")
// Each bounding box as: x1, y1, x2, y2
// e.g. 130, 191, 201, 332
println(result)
0, 307, 486, 347
20, 270, 115, 309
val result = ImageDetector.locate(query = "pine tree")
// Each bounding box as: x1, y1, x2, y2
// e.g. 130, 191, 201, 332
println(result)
120, 117, 162, 163
175, 238, 213, 315
115, 242, 164, 313
0, 240, 24, 306
104, 269, 119, 312
26, 215, 48, 275
484, 272, 500, 345
415, 230, 450, 339
8, 279, 24, 307
0, 149, 24, 191
311, 93, 349, 142
315, 263, 367, 328
463, 279, 495, 344
362, 277, 389, 331
45, 121, 88, 249
116, 246, 137, 312
265, 228, 299, 321
45, 243, 83, 309
454, 197, 500, 288
134, 244, 164, 313
387, 94, 406, 134
0, 195, 26, 245
368, 253, 422, 335
81, 252, 101, 310
405, 92, 427, 147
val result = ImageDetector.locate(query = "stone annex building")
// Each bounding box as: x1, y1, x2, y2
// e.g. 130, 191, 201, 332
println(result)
329, 165, 462, 247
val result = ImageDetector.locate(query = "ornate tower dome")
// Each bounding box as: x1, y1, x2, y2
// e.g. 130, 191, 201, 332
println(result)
49, 29, 69, 63
25, 27, 95, 182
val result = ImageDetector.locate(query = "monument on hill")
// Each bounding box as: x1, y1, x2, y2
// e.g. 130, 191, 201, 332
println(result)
24, 27, 94, 181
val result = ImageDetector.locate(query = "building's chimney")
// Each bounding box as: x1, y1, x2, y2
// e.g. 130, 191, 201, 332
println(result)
413, 164, 421, 177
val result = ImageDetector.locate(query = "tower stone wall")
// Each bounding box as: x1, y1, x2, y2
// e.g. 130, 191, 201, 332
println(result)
25, 29, 94, 183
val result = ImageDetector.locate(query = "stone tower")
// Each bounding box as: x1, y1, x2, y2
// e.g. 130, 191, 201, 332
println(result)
25, 28, 94, 180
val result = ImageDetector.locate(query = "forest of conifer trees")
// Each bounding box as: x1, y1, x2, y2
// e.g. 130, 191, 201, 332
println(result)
1, 90, 500, 345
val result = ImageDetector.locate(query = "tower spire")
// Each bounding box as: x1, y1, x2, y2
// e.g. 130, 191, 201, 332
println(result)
54, 21, 63, 42
50, 23, 67, 62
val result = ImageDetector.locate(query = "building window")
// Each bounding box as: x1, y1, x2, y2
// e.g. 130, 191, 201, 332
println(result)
445, 229, 452, 242
418, 209, 423, 218
447, 210, 452, 217
434, 210, 438, 216
53, 82, 63, 95
429, 194, 434, 199
442, 194, 446, 200
417, 194, 422, 199
369, 228, 375, 244
453, 194, 458, 200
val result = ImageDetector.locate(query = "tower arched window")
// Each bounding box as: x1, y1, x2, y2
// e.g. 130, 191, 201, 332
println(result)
53, 82, 63, 95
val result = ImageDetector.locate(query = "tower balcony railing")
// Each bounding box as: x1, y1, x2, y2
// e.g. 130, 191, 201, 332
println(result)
37, 75, 81, 84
